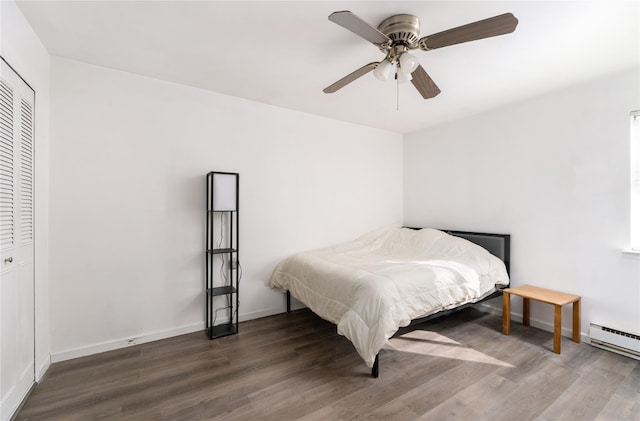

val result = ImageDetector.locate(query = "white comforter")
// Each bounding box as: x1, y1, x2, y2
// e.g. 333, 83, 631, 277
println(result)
269, 226, 509, 368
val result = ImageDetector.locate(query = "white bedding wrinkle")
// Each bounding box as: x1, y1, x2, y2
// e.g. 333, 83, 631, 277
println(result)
269, 226, 509, 368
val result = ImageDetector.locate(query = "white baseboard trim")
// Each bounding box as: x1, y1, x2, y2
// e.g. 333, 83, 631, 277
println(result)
51, 322, 204, 363
239, 308, 282, 322
36, 355, 51, 381
50, 308, 290, 364
473, 301, 505, 318
474, 302, 588, 343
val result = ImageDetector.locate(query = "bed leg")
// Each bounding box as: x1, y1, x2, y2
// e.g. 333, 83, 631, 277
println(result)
286, 291, 291, 313
372, 354, 379, 378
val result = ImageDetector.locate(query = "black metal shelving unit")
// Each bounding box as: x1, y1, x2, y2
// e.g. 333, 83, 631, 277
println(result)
206, 171, 239, 339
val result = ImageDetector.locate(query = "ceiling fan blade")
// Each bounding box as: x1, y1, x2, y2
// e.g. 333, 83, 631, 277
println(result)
410, 65, 441, 99
323, 62, 378, 93
418, 13, 518, 51
328, 11, 391, 45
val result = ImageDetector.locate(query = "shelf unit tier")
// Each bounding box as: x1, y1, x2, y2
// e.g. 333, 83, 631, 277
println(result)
207, 286, 237, 296
207, 248, 237, 254
208, 322, 237, 339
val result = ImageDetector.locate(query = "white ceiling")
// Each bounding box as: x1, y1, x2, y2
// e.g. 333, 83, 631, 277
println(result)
16, 1, 640, 134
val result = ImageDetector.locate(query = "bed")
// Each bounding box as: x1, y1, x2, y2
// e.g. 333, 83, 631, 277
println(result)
269, 225, 511, 377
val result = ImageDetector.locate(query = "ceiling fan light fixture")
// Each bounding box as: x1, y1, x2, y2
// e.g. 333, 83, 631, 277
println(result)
373, 59, 393, 81
397, 70, 413, 84
323, 10, 518, 99
399, 52, 419, 74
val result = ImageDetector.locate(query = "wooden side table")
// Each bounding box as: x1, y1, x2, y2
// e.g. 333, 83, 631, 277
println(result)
502, 284, 581, 354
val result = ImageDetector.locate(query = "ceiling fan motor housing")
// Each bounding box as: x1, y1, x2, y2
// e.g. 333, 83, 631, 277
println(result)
377, 14, 421, 47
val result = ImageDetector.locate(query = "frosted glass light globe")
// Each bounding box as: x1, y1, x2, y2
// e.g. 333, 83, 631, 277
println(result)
373, 60, 393, 81
399, 52, 419, 74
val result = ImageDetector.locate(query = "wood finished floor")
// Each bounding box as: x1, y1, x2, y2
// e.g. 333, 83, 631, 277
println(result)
17, 308, 639, 421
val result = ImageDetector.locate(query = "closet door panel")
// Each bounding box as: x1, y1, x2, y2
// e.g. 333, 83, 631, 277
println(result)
0, 58, 35, 421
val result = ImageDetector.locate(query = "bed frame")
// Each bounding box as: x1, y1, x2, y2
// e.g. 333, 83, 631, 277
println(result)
285, 228, 511, 378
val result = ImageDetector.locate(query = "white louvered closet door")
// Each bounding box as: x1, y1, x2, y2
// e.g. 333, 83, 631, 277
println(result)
0, 58, 35, 421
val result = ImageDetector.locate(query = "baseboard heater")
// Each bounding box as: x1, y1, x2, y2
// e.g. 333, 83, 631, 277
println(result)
589, 323, 640, 360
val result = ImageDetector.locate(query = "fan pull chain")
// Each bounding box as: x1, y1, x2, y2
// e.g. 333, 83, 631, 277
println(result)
396, 70, 400, 111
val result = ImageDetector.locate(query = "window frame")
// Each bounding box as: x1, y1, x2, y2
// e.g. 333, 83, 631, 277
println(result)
630, 110, 640, 251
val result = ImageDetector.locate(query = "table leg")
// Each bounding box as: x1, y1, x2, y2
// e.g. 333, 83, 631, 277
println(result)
523, 297, 530, 326
502, 292, 510, 335
553, 304, 562, 354
572, 299, 581, 343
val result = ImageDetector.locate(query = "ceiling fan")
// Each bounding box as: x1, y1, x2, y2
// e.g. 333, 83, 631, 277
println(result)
323, 11, 519, 99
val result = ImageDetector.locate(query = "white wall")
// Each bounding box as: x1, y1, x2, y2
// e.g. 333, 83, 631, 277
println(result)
404, 69, 640, 337
0, 0, 51, 379
49, 58, 402, 360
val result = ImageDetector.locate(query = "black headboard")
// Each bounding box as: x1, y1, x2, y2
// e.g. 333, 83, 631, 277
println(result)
406, 227, 510, 276
445, 230, 510, 276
